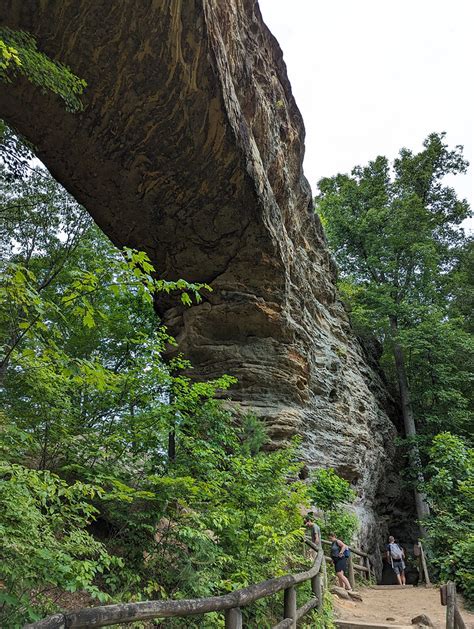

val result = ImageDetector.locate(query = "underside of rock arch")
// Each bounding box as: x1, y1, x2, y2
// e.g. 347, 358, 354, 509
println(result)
0, 0, 404, 553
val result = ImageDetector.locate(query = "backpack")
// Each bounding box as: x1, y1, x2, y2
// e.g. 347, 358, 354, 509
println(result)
389, 543, 403, 560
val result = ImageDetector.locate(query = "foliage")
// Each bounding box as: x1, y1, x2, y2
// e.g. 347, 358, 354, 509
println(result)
309, 467, 356, 511
0, 121, 37, 182
401, 314, 473, 438
0, 36, 21, 75
0, 28, 86, 182
421, 432, 474, 604
321, 509, 359, 543
301, 591, 335, 629
0, 27, 86, 112
317, 130, 470, 364
308, 468, 359, 542
318, 133, 470, 295
0, 461, 121, 626
0, 162, 209, 396
448, 237, 474, 333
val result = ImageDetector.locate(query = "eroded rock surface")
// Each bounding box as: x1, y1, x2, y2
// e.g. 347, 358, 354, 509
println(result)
0, 0, 400, 554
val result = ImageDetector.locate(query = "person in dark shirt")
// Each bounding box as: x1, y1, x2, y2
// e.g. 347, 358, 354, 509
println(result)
329, 532, 352, 590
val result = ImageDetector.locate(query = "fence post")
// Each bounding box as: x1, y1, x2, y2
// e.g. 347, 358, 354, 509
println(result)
322, 551, 328, 588
284, 586, 297, 629
419, 541, 431, 586
454, 606, 467, 629
446, 581, 455, 629
225, 607, 242, 629
348, 554, 356, 590
311, 571, 323, 610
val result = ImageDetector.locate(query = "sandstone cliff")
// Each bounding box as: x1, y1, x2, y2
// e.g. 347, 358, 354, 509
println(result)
0, 0, 401, 556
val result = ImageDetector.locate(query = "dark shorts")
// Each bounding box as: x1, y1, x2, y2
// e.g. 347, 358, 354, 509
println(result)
333, 556, 347, 573
392, 560, 405, 575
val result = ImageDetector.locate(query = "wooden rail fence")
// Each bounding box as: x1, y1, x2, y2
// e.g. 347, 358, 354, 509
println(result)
26, 542, 327, 629
441, 581, 467, 629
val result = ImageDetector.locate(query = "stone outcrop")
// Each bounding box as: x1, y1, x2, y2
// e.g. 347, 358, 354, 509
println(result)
0, 0, 401, 554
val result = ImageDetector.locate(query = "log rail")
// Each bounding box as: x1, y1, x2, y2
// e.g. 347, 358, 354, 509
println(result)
26, 543, 325, 629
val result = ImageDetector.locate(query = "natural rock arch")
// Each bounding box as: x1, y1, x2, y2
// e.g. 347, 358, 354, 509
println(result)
0, 0, 401, 552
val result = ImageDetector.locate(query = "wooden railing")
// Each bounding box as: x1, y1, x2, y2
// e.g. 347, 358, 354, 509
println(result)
26, 543, 325, 629
441, 581, 467, 629
321, 538, 374, 589
414, 539, 431, 586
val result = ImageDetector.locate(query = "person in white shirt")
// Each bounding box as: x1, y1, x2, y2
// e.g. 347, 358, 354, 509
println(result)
386, 535, 406, 585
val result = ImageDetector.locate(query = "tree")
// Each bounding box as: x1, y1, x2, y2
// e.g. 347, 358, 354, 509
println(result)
401, 310, 473, 440
316, 133, 471, 523
0, 164, 92, 381
0, 168, 207, 473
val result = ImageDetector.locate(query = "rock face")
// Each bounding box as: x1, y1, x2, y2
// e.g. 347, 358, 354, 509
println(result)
0, 0, 401, 556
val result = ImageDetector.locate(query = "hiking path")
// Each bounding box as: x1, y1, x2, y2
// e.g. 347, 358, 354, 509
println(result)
334, 585, 474, 628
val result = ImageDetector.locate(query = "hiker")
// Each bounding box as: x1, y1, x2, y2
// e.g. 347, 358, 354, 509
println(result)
329, 532, 352, 590
304, 513, 321, 549
303, 513, 321, 562
386, 535, 406, 585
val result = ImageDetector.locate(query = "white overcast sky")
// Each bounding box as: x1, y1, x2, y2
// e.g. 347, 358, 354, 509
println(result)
259, 0, 473, 219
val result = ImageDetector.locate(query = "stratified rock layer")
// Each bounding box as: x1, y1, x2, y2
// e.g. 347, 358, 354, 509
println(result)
0, 0, 399, 555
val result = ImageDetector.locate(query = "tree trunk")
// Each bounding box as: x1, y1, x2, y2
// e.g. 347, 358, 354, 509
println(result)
167, 386, 176, 463
0, 332, 20, 386
390, 317, 430, 522
167, 429, 176, 462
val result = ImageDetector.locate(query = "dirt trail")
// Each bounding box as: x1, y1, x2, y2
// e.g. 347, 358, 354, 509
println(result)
334, 586, 474, 628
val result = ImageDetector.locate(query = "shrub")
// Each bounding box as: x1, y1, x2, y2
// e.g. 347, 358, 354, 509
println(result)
0, 463, 121, 625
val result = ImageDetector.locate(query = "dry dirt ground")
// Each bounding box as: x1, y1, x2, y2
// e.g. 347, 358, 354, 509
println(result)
334, 586, 474, 628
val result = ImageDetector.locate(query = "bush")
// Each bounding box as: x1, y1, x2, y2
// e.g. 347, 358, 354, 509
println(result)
422, 432, 474, 605
308, 468, 358, 542
0, 463, 121, 625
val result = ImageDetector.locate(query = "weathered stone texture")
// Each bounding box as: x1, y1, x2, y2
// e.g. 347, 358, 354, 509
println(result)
0, 0, 400, 553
